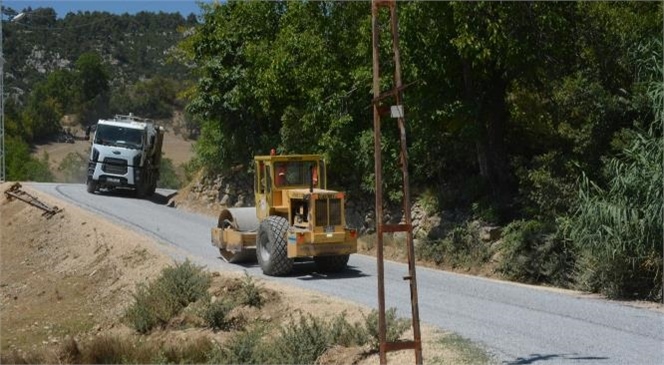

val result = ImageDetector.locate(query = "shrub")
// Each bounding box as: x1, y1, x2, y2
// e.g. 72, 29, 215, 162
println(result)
364, 308, 410, 349
125, 260, 211, 333
261, 311, 376, 364
268, 314, 331, 364
125, 282, 181, 334
498, 220, 573, 285
217, 327, 267, 364
415, 223, 491, 269
157, 260, 211, 308
202, 298, 234, 331
563, 127, 662, 300
416, 188, 440, 215
328, 312, 370, 347
239, 272, 263, 308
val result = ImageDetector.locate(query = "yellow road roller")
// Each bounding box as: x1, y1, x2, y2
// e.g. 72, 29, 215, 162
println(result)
211, 153, 358, 276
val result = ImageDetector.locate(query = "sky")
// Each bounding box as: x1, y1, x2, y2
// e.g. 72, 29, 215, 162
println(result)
4, 1, 212, 18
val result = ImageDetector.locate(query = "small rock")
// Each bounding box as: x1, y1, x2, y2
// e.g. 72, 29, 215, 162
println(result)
480, 226, 502, 242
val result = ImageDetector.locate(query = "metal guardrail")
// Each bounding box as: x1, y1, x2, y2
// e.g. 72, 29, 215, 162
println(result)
4, 183, 62, 218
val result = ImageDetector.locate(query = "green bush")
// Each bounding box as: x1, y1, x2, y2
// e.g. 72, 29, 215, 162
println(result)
239, 272, 263, 308
563, 129, 662, 300
214, 327, 267, 364
202, 299, 234, 331
498, 220, 573, 285
125, 260, 211, 333
363, 308, 410, 349
158, 260, 211, 308
5, 136, 53, 182
124, 281, 181, 334
269, 314, 331, 365
328, 312, 370, 347
415, 223, 491, 269
264, 310, 389, 364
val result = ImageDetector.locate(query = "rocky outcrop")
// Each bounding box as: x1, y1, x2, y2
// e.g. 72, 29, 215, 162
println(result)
182, 168, 255, 213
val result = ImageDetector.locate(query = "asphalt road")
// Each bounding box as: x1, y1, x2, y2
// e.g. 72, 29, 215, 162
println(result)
29, 183, 664, 364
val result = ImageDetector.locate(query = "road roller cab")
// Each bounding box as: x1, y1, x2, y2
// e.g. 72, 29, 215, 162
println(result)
211, 153, 358, 276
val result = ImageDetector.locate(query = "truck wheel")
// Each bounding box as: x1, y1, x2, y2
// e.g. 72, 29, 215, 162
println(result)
86, 179, 97, 194
135, 183, 147, 198
314, 255, 350, 273
147, 182, 157, 196
256, 216, 292, 276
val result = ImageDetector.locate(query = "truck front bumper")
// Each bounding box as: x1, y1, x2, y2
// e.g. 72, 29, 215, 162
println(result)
287, 229, 358, 258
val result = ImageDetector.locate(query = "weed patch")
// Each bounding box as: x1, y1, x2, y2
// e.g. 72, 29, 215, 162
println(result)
125, 259, 211, 333
201, 298, 235, 331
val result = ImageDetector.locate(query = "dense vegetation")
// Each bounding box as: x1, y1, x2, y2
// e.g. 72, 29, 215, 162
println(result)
181, 2, 662, 300
2, 6, 193, 181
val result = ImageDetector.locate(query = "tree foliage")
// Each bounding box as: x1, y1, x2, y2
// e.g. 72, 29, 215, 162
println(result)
562, 38, 663, 300
181, 1, 662, 299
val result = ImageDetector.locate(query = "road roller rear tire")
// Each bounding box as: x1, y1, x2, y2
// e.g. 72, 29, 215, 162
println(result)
257, 216, 292, 276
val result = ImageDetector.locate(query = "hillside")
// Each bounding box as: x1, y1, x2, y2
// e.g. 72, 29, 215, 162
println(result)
3, 6, 194, 98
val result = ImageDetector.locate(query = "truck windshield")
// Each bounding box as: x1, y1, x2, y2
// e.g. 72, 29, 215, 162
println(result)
94, 124, 143, 149
274, 161, 320, 188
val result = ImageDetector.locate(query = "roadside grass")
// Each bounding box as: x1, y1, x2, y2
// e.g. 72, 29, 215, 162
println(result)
4, 260, 490, 365
124, 259, 211, 333
432, 333, 491, 365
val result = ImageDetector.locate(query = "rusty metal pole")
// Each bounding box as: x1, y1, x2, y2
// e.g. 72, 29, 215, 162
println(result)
371, 2, 388, 364
388, 4, 423, 364
372, 1, 423, 364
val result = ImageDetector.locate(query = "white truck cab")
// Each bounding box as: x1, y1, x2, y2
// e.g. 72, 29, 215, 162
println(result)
86, 114, 163, 198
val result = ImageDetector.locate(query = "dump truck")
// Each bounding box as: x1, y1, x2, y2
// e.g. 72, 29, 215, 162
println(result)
211, 153, 358, 276
86, 114, 164, 198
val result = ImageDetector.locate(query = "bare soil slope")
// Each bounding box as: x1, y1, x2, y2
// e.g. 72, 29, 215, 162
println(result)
0, 183, 487, 364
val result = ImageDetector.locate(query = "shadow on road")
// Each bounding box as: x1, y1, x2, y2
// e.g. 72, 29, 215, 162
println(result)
227, 258, 368, 280
147, 191, 177, 205
93, 188, 177, 206
505, 354, 609, 364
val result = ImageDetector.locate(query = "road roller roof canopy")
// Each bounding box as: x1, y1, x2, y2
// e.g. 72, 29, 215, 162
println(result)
254, 154, 326, 190
254, 154, 323, 162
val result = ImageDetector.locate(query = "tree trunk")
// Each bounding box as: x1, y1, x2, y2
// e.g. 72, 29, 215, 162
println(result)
461, 59, 513, 214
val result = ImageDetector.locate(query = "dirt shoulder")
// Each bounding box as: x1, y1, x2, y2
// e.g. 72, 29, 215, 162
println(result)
0, 183, 490, 364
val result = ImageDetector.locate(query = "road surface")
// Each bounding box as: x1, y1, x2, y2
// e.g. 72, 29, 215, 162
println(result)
29, 183, 664, 364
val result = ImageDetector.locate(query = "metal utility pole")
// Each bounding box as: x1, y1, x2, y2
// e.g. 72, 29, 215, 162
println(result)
1, 0, 5, 183
371, 1, 422, 364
